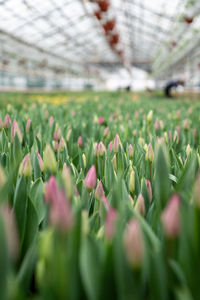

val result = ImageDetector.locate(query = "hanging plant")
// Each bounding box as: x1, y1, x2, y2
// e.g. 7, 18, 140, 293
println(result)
184, 16, 193, 24
94, 10, 102, 20
97, 0, 110, 12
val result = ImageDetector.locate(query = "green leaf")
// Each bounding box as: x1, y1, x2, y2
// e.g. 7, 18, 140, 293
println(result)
30, 178, 45, 224
80, 236, 101, 300
13, 176, 27, 246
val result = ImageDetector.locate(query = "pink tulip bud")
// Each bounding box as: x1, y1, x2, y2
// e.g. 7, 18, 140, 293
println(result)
36, 152, 44, 171
72, 110, 76, 116
154, 120, 159, 131
98, 116, 104, 125
188, 107, 192, 115
193, 128, 197, 138
114, 134, 122, 153
104, 127, 109, 137
37, 132, 41, 141
177, 125, 181, 133
84, 165, 97, 190
105, 208, 117, 240
173, 130, 179, 143
128, 144, 134, 158
108, 141, 113, 152
49, 189, 74, 232
95, 181, 105, 200
11, 120, 22, 143
146, 180, 152, 203
77, 136, 83, 147
26, 118, 31, 133
4, 114, 11, 128
135, 193, 145, 216
183, 118, 189, 130
49, 116, 54, 127
0, 117, 3, 130
161, 194, 181, 238
53, 141, 59, 152
133, 129, 137, 136
54, 128, 61, 141
44, 176, 58, 204
124, 219, 144, 268
1, 204, 19, 260
102, 195, 110, 211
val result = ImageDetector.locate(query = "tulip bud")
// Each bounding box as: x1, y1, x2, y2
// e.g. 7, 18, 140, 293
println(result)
104, 127, 109, 137
49, 189, 74, 232
102, 195, 110, 211
147, 110, 153, 123
112, 154, 117, 171
84, 165, 96, 190
128, 144, 134, 158
66, 128, 72, 141
133, 129, 137, 136
37, 132, 41, 141
49, 116, 54, 127
186, 144, 192, 157
82, 153, 86, 169
124, 219, 144, 268
138, 137, 144, 146
53, 141, 59, 152
95, 181, 105, 200
108, 141, 113, 152
173, 130, 179, 143
53, 127, 61, 141
11, 120, 22, 143
98, 141, 106, 157
1, 204, 19, 260
129, 170, 135, 194
154, 120, 159, 131
183, 118, 189, 130
105, 208, 117, 241
146, 180, 152, 202
43, 144, 57, 173
114, 134, 121, 153
159, 120, 164, 130
98, 116, 104, 125
62, 163, 73, 199
4, 114, 11, 128
161, 194, 180, 238
36, 152, 44, 172
145, 143, 154, 162
26, 118, 31, 133
0, 165, 6, 189
44, 176, 57, 204
19, 154, 32, 177
135, 193, 145, 216
58, 136, 66, 152
77, 136, 83, 147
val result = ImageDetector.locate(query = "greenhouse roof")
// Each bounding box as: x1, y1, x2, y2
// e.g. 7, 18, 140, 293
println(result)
0, 0, 200, 78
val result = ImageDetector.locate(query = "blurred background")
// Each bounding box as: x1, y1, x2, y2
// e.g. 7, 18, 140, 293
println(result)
0, 0, 199, 94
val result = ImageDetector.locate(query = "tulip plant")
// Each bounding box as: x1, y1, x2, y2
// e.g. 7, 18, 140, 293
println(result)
0, 92, 200, 300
